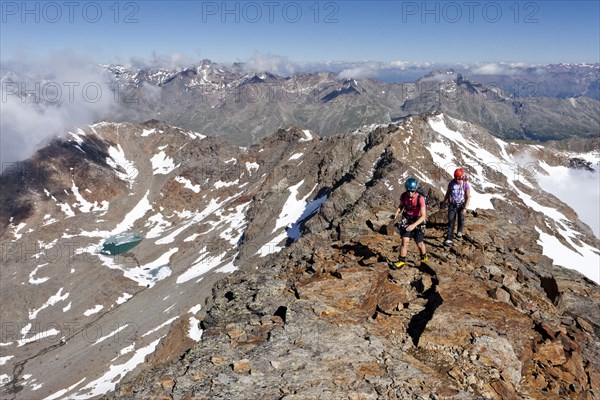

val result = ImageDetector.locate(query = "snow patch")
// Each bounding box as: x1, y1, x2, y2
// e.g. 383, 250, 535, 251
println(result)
177, 249, 229, 283
142, 317, 178, 338
17, 328, 60, 347
107, 144, 138, 188
184, 233, 201, 242
189, 304, 202, 314
10, 222, 27, 240
99, 248, 176, 287
300, 129, 313, 141
68, 338, 161, 399
536, 228, 600, 283
29, 288, 69, 319
175, 176, 201, 193
145, 213, 172, 239
141, 128, 155, 137
92, 324, 130, 346
150, 151, 180, 175
287, 193, 328, 241
245, 161, 259, 174
214, 179, 239, 189
116, 293, 133, 305
83, 305, 104, 316
28, 263, 50, 285
188, 316, 203, 341
0, 356, 14, 366
71, 180, 109, 214
113, 191, 153, 234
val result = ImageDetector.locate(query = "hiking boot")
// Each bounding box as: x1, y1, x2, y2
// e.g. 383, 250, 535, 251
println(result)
456, 232, 463, 238
444, 239, 453, 245
420, 254, 428, 263
391, 260, 406, 269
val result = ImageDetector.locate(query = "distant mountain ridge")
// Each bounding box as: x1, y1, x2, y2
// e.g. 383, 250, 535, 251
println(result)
100, 60, 599, 144
2, 60, 598, 165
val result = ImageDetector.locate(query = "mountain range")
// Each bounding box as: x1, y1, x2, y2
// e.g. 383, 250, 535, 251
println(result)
104, 61, 599, 144
0, 111, 598, 399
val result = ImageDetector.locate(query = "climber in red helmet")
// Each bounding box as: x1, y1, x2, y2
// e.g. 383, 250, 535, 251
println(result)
443, 168, 471, 245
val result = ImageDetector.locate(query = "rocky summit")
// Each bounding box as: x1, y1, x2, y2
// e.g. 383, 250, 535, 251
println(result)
110, 210, 600, 400
0, 112, 598, 399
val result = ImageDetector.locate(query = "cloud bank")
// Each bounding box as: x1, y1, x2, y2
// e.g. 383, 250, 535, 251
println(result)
537, 166, 600, 238
242, 53, 297, 77
1, 52, 118, 164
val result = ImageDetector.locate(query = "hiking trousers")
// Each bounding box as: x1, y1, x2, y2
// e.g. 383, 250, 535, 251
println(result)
446, 203, 465, 240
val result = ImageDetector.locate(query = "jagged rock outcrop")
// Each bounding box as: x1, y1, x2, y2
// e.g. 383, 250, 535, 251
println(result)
108, 209, 600, 399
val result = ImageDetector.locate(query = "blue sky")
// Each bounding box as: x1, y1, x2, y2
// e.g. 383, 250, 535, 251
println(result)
1, 0, 599, 65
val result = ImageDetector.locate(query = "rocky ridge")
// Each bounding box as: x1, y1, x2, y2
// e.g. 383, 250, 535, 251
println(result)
109, 198, 600, 400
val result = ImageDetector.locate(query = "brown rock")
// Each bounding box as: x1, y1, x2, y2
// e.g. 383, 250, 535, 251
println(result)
419, 271, 534, 368
233, 359, 251, 373
147, 315, 196, 368
211, 356, 228, 365
576, 317, 595, 333
563, 351, 587, 387
587, 365, 600, 394
226, 324, 245, 339
557, 332, 578, 352
378, 279, 416, 314
191, 371, 204, 381
523, 372, 548, 392
536, 340, 567, 366
538, 321, 560, 339
356, 363, 385, 379
490, 287, 511, 303
160, 376, 175, 390
502, 270, 518, 288
490, 380, 521, 400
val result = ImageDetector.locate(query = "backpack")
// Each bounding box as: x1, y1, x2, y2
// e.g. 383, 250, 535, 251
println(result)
400, 187, 430, 218
402, 188, 430, 207
416, 187, 431, 206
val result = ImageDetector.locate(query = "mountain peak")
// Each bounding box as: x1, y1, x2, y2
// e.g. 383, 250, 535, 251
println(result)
420, 68, 457, 80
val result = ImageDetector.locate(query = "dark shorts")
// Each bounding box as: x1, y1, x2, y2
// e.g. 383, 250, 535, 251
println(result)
397, 223, 426, 243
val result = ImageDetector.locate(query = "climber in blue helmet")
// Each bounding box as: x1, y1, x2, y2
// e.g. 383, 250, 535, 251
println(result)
390, 177, 428, 269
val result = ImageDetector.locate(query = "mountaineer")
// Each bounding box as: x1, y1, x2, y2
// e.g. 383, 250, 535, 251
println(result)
443, 167, 471, 245
390, 177, 428, 269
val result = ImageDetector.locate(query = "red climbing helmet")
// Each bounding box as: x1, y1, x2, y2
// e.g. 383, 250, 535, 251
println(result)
454, 168, 465, 180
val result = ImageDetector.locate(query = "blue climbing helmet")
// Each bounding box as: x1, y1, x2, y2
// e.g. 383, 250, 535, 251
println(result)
405, 178, 418, 191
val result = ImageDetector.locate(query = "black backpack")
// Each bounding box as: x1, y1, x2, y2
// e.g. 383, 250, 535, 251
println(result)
416, 187, 431, 206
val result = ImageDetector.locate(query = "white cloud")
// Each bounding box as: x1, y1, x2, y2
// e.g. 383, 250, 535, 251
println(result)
469, 62, 532, 75
536, 167, 600, 238
338, 61, 383, 79
338, 60, 441, 79
1, 51, 118, 163
390, 60, 434, 69
242, 52, 297, 76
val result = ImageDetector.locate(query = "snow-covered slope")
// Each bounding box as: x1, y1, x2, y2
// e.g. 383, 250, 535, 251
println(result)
425, 114, 599, 282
